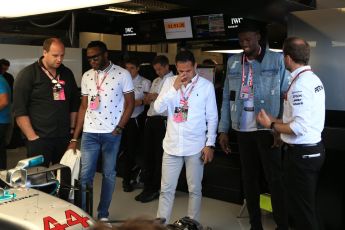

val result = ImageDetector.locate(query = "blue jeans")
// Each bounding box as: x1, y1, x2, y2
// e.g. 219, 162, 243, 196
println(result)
80, 132, 121, 218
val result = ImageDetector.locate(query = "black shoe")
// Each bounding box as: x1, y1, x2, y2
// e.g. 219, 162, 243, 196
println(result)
140, 191, 160, 203
123, 181, 134, 192
134, 190, 147, 201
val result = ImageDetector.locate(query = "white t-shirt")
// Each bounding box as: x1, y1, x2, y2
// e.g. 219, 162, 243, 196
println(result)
240, 60, 257, 131
132, 75, 151, 118
81, 62, 134, 133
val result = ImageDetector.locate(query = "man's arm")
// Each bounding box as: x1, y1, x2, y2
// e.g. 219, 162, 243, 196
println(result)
218, 58, 232, 154
16, 116, 39, 140
68, 96, 88, 151
257, 109, 294, 135
154, 77, 177, 114
0, 93, 9, 110
115, 92, 135, 132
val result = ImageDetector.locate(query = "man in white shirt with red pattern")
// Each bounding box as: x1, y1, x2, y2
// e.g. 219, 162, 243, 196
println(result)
154, 50, 218, 224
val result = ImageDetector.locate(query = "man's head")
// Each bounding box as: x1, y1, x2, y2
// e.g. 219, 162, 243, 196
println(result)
86, 41, 109, 70
125, 57, 140, 79
152, 55, 170, 78
237, 20, 262, 57
175, 50, 197, 83
0, 59, 10, 74
283, 37, 310, 72
42, 38, 65, 70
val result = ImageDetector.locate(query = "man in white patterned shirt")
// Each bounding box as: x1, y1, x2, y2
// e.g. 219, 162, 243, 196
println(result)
68, 41, 134, 222
154, 50, 218, 223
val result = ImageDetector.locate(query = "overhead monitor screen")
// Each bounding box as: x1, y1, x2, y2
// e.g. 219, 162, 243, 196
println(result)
164, 16, 193, 40
193, 14, 226, 38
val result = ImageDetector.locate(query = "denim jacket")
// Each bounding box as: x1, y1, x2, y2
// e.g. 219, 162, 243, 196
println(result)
218, 49, 290, 132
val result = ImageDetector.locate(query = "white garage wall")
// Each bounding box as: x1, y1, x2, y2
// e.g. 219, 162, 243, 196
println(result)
288, 8, 345, 111
0, 44, 82, 87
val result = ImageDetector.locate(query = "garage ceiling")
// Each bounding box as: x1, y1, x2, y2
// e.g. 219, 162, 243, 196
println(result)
0, 0, 315, 46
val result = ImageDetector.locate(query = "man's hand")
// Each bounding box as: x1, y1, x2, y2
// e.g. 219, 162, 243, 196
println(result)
173, 73, 188, 90
256, 109, 273, 129
201, 146, 214, 164
218, 133, 231, 154
67, 140, 78, 154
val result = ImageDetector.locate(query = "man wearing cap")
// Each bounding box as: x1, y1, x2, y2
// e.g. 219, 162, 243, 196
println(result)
218, 20, 290, 230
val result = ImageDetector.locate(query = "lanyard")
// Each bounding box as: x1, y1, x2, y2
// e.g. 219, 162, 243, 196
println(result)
241, 47, 261, 87
242, 55, 253, 87
95, 71, 109, 92
284, 69, 312, 100
41, 66, 60, 83
180, 76, 199, 105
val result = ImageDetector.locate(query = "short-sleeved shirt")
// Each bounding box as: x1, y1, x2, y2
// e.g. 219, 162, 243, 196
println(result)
13, 59, 80, 138
0, 75, 11, 124
147, 71, 174, 117
132, 75, 151, 118
281, 65, 325, 144
81, 62, 134, 133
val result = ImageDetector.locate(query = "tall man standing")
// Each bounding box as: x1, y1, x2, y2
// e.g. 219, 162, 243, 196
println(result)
257, 37, 325, 230
13, 38, 80, 166
218, 21, 290, 230
68, 41, 134, 221
135, 55, 174, 203
155, 50, 218, 223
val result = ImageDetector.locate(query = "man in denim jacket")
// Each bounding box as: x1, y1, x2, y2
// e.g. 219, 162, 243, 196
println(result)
218, 20, 290, 230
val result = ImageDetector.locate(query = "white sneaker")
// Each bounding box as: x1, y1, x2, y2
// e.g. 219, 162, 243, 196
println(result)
99, 218, 112, 228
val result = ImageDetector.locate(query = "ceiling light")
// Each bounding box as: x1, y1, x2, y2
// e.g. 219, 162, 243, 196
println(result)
106, 6, 146, 14
204, 49, 243, 54
0, 0, 130, 18
204, 48, 283, 54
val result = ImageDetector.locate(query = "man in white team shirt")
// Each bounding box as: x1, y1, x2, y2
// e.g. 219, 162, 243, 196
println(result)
134, 55, 174, 203
154, 50, 218, 223
122, 57, 151, 192
69, 41, 134, 222
257, 37, 325, 230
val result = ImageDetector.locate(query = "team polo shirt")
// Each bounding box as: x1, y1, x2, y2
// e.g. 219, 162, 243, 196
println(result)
81, 62, 134, 133
281, 65, 325, 144
147, 71, 174, 117
131, 75, 151, 118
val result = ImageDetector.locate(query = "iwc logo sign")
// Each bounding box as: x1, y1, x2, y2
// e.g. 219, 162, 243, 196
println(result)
228, 17, 243, 29
123, 27, 136, 36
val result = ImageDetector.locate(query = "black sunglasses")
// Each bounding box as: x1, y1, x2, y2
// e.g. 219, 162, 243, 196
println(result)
87, 52, 103, 62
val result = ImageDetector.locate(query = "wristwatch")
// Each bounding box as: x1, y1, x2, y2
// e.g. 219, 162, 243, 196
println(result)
114, 125, 123, 134
207, 145, 215, 150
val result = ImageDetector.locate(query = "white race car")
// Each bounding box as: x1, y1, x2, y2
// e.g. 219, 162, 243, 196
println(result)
0, 156, 95, 230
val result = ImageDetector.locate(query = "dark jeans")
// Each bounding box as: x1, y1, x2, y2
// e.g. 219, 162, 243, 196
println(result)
284, 142, 325, 230
237, 131, 288, 230
122, 117, 142, 183
142, 116, 167, 193
0, 124, 9, 169
26, 136, 70, 167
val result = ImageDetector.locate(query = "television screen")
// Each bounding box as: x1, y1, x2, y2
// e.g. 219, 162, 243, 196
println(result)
193, 14, 226, 38
164, 16, 193, 40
